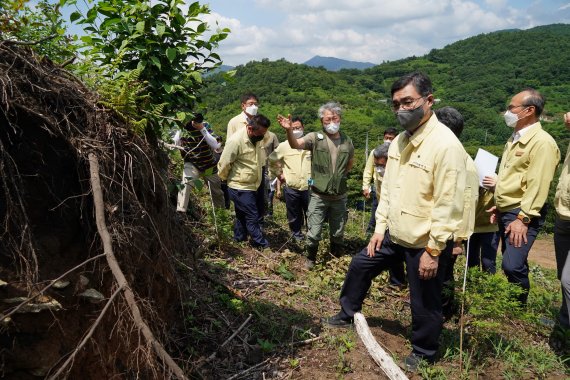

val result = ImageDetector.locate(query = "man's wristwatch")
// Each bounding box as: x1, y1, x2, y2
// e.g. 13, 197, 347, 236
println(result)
424, 246, 441, 257
516, 214, 531, 224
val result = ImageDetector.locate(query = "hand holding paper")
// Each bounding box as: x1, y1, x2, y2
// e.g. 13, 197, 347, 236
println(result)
474, 148, 499, 188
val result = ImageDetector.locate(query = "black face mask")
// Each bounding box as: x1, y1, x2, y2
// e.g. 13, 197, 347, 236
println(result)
396, 104, 425, 132
249, 134, 264, 144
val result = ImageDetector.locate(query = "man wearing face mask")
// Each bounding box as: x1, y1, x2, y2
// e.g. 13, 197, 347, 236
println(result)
218, 114, 271, 248
227, 92, 279, 222
322, 72, 467, 372
363, 128, 398, 233
278, 102, 355, 268
227, 92, 260, 138
268, 117, 312, 242
488, 88, 559, 305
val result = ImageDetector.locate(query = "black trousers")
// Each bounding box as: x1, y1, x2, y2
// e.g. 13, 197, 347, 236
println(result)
283, 187, 309, 238
499, 206, 546, 304
440, 241, 457, 319
338, 230, 450, 359
228, 188, 268, 248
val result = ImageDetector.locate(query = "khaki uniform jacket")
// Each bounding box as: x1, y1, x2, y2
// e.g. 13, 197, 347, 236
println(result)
474, 188, 499, 233
217, 127, 265, 191
268, 141, 312, 191
227, 112, 278, 154
495, 122, 560, 218
263, 131, 279, 158
227, 112, 248, 139
375, 113, 467, 250
362, 151, 384, 200
555, 142, 570, 220
456, 156, 480, 241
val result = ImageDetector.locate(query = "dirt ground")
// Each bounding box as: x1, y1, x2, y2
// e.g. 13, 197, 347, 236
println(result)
528, 235, 557, 270
247, 233, 566, 380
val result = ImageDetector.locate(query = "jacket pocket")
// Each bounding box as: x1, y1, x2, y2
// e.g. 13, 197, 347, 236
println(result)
408, 159, 434, 204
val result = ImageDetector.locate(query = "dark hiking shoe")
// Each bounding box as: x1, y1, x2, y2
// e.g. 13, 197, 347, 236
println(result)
321, 313, 353, 328
403, 353, 433, 372
304, 245, 318, 269
330, 242, 344, 257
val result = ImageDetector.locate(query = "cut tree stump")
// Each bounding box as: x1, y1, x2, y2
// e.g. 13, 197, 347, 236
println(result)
354, 312, 409, 380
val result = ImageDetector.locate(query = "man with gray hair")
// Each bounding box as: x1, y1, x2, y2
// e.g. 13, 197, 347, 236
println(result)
489, 88, 560, 305
278, 102, 355, 268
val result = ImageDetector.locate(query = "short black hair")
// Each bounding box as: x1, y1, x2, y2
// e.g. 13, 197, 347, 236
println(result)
521, 88, 545, 117
291, 116, 304, 125
241, 92, 258, 104
435, 107, 464, 138
391, 71, 432, 97
248, 114, 270, 131
383, 127, 397, 136
192, 113, 204, 123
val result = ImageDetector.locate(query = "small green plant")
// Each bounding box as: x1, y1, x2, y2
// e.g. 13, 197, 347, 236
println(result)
210, 207, 235, 243
463, 268, 527, 338
490, 336, 513, 359
276, 261, 296, 281
183, 299, 199, 324
417, 363, 446, 380
289, 358, 300, 368
257, 338, 275, 352
216, 292, 245, 312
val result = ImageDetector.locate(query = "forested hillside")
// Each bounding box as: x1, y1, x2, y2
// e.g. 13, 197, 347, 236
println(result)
202, 24, 570, 152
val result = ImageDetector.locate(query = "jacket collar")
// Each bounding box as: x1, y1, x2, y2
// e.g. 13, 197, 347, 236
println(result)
513, 121, 542, 145
405, 112, 437, 148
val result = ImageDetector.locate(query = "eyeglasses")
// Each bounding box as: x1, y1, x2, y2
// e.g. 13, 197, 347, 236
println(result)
244, 101, 259, 106
507, 104, 527, 112
322, 116, 340, 124
391, 97, 425, 112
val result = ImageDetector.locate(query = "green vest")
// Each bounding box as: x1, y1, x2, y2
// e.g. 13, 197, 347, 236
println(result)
311, 131, 352, 195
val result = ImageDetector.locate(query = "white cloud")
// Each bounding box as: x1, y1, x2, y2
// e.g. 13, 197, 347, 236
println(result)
559, 3, 570, 10
206, 0, 566, 66
485, 0, 508, 9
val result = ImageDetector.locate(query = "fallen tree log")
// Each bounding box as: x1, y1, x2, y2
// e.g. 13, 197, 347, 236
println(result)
353, 312, 409, 380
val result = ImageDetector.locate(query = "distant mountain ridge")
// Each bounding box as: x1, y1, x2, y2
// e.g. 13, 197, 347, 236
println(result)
303, 55, 376, 71
205, 64, 235, 76
203, 24, 570, 150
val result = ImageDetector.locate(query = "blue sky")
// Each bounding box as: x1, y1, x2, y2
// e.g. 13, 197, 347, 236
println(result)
62, 1, 570, 67
200, 0, 570, 66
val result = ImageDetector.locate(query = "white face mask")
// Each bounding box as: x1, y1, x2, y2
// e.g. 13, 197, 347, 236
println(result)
292, 129, 304, 139
324, 122, 340, 135
375, 166, 385, 176
503, 110, 519, 128
245, 104, 258, 116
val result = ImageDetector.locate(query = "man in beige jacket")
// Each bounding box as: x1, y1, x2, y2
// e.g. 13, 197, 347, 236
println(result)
269, 117, 311, 241
218, 114, 270, 248
323, 72, 467, 371
490, 88, 560, 305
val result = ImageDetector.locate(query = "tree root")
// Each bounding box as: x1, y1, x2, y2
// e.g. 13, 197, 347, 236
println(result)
0, 253, 105, 321
47, 285, 123, 379
87, 152, 188, 380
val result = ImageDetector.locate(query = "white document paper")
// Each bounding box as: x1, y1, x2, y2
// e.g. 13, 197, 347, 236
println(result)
473, 148, 499, 188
